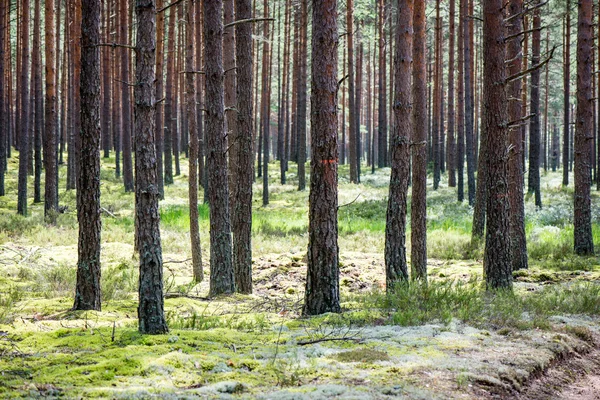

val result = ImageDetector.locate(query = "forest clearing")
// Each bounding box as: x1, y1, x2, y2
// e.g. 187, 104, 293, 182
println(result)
2, 0, 600, 398
1, 159, 600, 398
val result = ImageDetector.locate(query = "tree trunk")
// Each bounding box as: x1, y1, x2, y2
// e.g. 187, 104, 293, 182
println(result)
563, 1, 571, 186
377, 0, 387, 168
296, 0, 308, 191
447, 0, 456, 187
463, 0, 475, 205
574, 0, 595, 255
356, 27, 363, 182
32, 0, 42, 204
120, 0, 134, 192
134, 0, 169, 334
433, 0, 441, 190
185, 0, 203, 282
483, 0, 512, 290
205, 0, 235, 297
385, 0, 413, 289
74, 0, 102, 311
261, 0, 271, 205
347, 0, 358, 183
0, 0, 6, 196
17, 0, 30, 216
411, 0, 427, 280
102, 0, 111, 158
528, 2, 542, 208
44, 0, 59, 221
155, 0, 165, 199
232, 0, 254, 294
507, 0, 528, 271
303, 0, 340, 316
164, 7, 176, 185
456, 0, 465, 202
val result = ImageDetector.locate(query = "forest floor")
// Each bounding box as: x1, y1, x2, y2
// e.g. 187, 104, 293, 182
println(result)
1, 155, 600, 399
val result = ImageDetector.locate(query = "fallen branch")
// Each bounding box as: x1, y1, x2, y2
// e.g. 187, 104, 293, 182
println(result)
297, 337, 363, 346
164, 293, 210, 301
338, 193, 362, 210
224, 17, 274, 29
100, 207, 117, 218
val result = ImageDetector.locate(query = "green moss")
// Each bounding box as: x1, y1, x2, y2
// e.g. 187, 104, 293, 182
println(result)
331, 348, 390, 363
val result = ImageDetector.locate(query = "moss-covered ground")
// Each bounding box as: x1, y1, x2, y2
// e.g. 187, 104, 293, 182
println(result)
1, 154, 599, 398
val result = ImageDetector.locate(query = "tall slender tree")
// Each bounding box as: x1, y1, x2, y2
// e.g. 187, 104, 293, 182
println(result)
385, 0, 413, 288
456, 0, 465, 202
17, 0, 31, 216
0, 0, 6, 197
411, 0, 427, 280
205, 0, 235, 296
463, 0, 475, 205
296, 0, 308, 191
120, 0, 134, 192
135, 0, 169, 334
482, 0, 512, 289
164, 7, 176, 185
563, 0, 571, 186
44, 0, 59, 222
74, 0, 102, 311
347, 0, 358, 183
303, 0, 340, 316
186, 0, 203, 282
447, 0, 456, 188
528, 2, 542, 207
507, 0, 528, 271
574, 0, 595, 255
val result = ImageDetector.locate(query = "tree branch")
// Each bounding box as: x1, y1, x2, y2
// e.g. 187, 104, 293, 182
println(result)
92, 42, 136, 50
504, 26, 545, 42
224, 17, 275, 29
505, 46, 556, 84
505, 1, 548, 23
158, 0, 184, 13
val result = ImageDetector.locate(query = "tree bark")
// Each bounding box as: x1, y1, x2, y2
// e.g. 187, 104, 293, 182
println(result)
0, 0, 6, 196
563, 1, 571, 186
507, 0, 528, 271
296, 0, 308, 191
433, 0, 441, 190
120, 0, 134, 192
155, 0, 165, 199
205, 0, 235, 297
347, 0, 358, 183
385, 0, 412, 288
164, 7, 176, 185
74, 0, 102, 311
261, 0, 270, 206
463, 0, 475, 205
17, 0, 30, 216
135, 0, 169, 334
528, 1, 542, 208
574, 0, 595, 255
483, 0, 512, 290
411, 0, 427, 280
303, 0, 340, 316
44, 0, 59, 221
32, 0, 42, 204
447, 0, 456, 188
456, 0, 465, 202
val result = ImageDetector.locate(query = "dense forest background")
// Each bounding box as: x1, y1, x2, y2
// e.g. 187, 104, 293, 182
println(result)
1, 0, 600, 398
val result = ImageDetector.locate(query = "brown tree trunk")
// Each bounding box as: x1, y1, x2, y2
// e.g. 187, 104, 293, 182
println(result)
135, 0, 168, 334
411, 0, 427, 280
483, 0, 512, 290
433, 0, 441, 190
44, 0, 59, 221
574, 0, 595, 255
385, 0, 412, 288
279, 0, 290, 184
507, 0, 528, 271
163, 7, 176, 185
528, 2, 542, 207
463, 0, 475, 205
232, 0, 254, 294
347, 0, 358, 183
377, 0, 387, 168
74, 0, 102, 311
17, 0, 30, 215
296, 0, 308, 191
196, 0, 206, 196
173, 5, 182, 177
119, 0, 134, 192
155, 0, 165, 198
261, 0, 271, 205
102, 0, 111, 158
303, 0, 340, 316
447, 0, 456, 187
456, 0, 465, 202
0, 0, 6, 196
224, 0, 237, 210
563, 2, 571, 186
205, 0, 235, 296
32, 0, 42, 204
356, 26, 363, 182
185, 0, 203, 282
